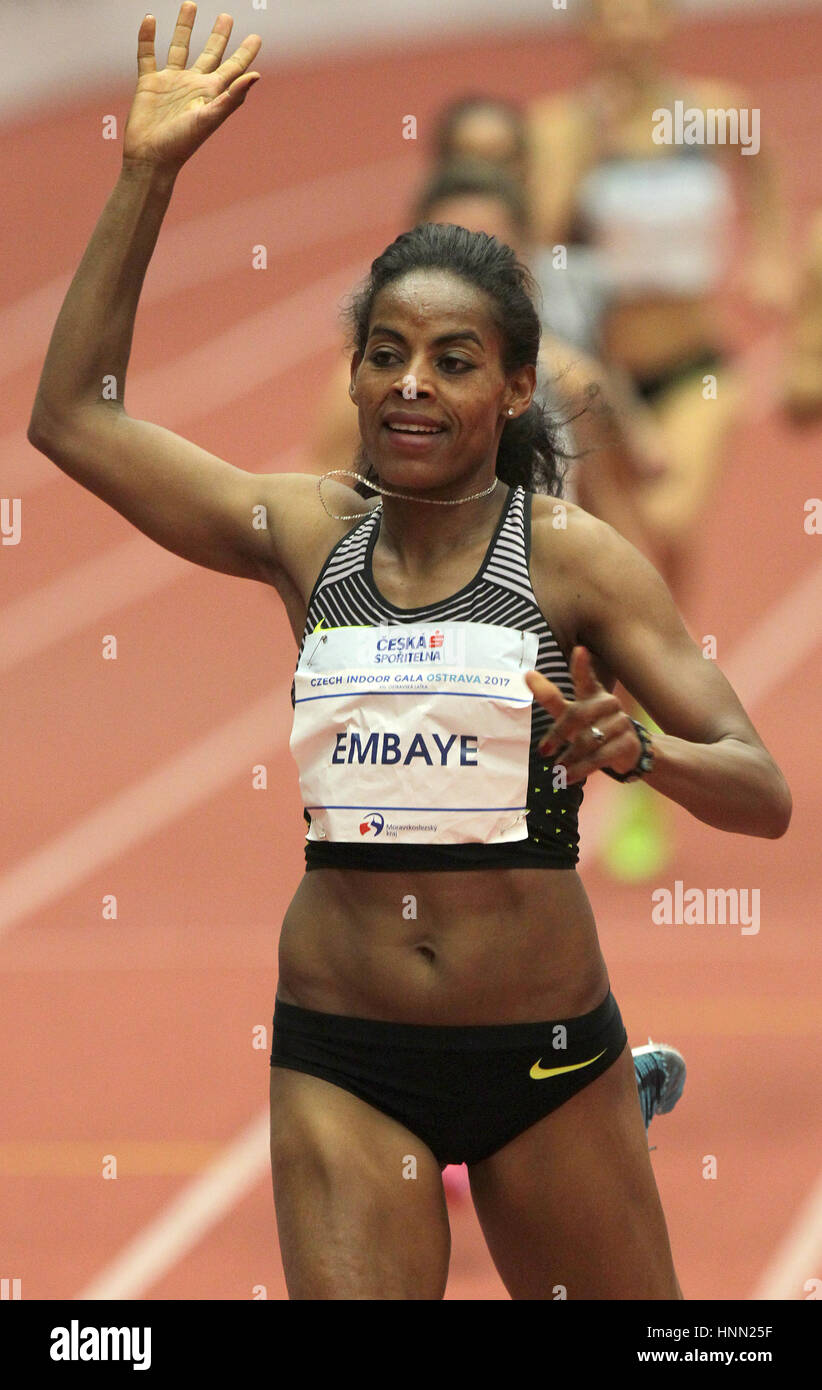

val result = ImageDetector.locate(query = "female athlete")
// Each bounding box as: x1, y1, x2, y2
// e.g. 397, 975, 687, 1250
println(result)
28, 7, 791, 1300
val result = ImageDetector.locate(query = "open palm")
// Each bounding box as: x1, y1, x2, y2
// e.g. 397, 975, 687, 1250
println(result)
123, 3, 261, 170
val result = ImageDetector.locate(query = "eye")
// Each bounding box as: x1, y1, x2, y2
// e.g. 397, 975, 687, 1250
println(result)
369, 348, 400, 366
439, 356, 473, 373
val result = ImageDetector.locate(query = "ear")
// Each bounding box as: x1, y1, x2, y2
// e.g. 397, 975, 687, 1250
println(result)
506, 362, 537, 419
349, 351, 362, 399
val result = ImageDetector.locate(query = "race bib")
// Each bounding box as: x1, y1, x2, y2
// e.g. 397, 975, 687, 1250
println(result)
290, 621, 539, 845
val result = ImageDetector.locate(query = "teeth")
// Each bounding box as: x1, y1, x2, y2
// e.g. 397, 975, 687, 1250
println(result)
387, 423, 441, 433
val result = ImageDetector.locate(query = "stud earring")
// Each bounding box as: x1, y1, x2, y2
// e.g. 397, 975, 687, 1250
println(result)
507, 408, 514, 416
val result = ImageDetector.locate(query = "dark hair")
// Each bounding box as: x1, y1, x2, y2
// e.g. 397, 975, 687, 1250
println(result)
431, 94, 528, 169
342, 222, 569, 497
413, 157, 530, 239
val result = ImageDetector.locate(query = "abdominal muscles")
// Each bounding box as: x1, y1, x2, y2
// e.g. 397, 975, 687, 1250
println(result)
276, 867, 610, 1025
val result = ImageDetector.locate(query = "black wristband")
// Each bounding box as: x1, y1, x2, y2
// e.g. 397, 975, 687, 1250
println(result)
602, 718, 655, 783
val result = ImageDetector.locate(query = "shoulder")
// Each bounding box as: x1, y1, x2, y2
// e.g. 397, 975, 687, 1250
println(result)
530, 492, 617, 568
525, 496, 626, 679
682, 76, 750, 114
528, 493, 693, 692
529, 493, 665, 624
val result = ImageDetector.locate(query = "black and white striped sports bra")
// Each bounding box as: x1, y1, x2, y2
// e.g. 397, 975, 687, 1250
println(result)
289, 484, 584, 871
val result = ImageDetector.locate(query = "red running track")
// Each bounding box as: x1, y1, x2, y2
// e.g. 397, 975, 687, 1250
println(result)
1, 6, 821, 1300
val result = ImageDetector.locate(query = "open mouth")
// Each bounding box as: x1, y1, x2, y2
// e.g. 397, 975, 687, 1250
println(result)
384, 422, 446, 435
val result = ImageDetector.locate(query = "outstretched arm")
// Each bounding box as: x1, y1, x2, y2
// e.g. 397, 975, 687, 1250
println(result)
26, 5, 288, 582
527, 509, 792, 840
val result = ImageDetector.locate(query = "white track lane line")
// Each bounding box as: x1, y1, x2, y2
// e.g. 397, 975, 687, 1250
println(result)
64, 550, 822, 1300
719, 552, 822, 708
0, 155, 410, 383
75, 1111, 272, 1302
751, 1170, 822, 1301
0, 445, 303, 677
0, 695, 285, 940
0, 537, 188, 676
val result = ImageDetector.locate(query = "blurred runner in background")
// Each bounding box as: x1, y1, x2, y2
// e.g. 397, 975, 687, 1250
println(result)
524, 0, 791, 877
526, 0, 790, 602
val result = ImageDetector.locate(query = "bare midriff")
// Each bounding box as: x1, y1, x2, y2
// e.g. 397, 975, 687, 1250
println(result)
276, 866, 611, 1026
600, 294, 719, 378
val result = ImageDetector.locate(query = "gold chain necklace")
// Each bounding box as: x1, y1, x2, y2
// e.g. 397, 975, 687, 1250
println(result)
317, 468, 498, 520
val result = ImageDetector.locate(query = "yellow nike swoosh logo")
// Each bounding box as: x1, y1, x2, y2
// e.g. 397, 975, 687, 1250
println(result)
529, 1047, 607, 1080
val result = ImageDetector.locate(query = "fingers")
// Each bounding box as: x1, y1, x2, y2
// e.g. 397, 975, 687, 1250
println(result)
196, 69, 261, 128
528, 647, 632, 781
538, 688, 624, 759
529, 648, 604, 747
153, 2, 261, 93
215, 33, 263, 88
166, 0, 197, 70
222, 69, 261, 107
137, 14, 157, 76
538, 690, 620, 756
570, 644, 601, 699
524, 670, 568, 722
192, 11, 234, 73
554, 716, 639, 785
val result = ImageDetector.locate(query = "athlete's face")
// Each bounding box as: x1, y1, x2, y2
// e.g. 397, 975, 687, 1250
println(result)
350, 269, 534, 495
445, 110, 525, 182
587, 0, 671, 70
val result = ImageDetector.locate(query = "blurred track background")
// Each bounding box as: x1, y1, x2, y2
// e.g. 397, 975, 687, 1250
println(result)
1, 0, 821, 1300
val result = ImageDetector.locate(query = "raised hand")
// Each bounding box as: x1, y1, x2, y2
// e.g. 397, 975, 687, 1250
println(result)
123, 4, 261, 172
524, 646, 643, 785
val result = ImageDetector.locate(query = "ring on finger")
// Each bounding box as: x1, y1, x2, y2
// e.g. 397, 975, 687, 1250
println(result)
590, 725, 605, 744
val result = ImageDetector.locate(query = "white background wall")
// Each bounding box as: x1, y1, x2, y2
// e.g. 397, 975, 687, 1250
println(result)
2, 0, 820, 122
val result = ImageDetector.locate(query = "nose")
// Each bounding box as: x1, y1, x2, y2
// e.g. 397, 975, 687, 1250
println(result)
392, 359, 434, 399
